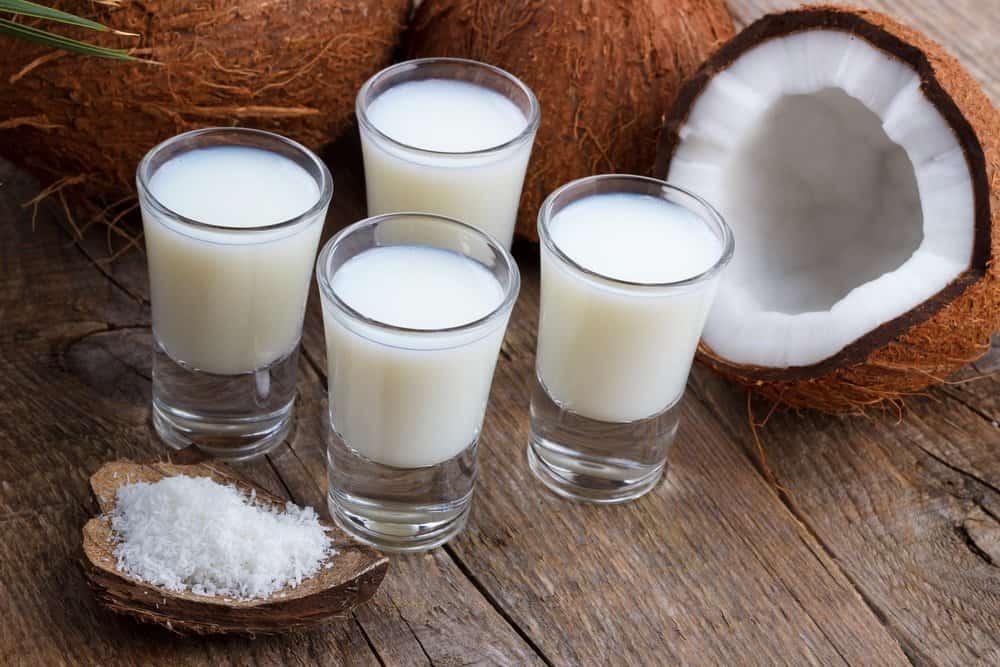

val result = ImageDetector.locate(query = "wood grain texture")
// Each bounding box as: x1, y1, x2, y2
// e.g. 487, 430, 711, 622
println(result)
4, 151, 546, 665
1, 1, 998, 665
0, 164, 379, 666
688, 359, 1000, 665
293, 139, 909, 665
432, 261, 911, 665
0, 160, 538, 666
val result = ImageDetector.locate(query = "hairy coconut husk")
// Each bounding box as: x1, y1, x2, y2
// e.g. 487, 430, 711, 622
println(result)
83, 459, 388, 635
0, 0, 409, 252
657, 6, 999, 413
404, 0, 734, 243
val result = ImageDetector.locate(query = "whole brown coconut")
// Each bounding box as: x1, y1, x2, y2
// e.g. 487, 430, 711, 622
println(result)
405, 0, 734, 242
0, 0, 409, 230
656, 6, 999, 413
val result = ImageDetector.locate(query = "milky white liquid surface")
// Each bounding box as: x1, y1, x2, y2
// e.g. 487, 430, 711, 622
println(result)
362, 78, 533, 248
323, 245, 509, 468
537, 193, 723, 422
143, 146, 324, 375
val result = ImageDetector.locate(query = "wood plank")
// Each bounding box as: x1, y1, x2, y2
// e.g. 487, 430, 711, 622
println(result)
688, 364, 1000, 665
289, 132, 910, 666
941, 336, 1000, 422
29, 151, 545, 666
4, 2, 997, 664
59, 131, 911, 664
290, 4, 1000, 661
0, 161, 379, 666
374, 253, 909, 665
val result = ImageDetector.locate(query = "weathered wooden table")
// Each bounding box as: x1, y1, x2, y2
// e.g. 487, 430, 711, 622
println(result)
2, 1, 998, 664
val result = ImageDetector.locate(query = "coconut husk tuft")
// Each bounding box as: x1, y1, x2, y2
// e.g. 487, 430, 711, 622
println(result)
661, 5, 999, 413
404, 0, 735, 243
82, 459, 388, 635
0, 0, 410, 254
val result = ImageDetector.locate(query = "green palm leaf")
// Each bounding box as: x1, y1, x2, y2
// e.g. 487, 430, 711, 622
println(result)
0, 0, 136, 34
0, 0, 147, 61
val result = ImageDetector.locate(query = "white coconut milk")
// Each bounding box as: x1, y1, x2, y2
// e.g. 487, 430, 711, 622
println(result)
537, 193, 723, 423
323, 245, 508, 468
361, 78, 532, 248
142, 146, 323, 375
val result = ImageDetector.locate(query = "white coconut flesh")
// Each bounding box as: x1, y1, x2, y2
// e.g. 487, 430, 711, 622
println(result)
667, 30, 975, 369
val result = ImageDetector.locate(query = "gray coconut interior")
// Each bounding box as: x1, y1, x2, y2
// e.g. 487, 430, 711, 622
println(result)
727, 87, 923, 313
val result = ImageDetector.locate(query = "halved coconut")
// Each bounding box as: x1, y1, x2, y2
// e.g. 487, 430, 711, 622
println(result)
656, 6, 998, 412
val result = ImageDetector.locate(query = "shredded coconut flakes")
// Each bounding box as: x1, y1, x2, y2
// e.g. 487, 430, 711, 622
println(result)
109, 475, 333, 600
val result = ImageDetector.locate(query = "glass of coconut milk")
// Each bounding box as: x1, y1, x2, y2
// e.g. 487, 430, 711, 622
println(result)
317, 212, 519, 551
530, 175, 734, 503
137, 128, 332, 461
356, 58, 540, 249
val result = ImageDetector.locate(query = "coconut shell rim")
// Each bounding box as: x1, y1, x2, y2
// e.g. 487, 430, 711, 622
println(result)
82, 460, 389, 633
655, 4, 996, 382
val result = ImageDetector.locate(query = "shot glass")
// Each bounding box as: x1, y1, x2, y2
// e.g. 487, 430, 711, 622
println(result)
317, 213, 520, 551
528, 175, 734, 503
356, 57, 540, 249
137, 128, 333, 461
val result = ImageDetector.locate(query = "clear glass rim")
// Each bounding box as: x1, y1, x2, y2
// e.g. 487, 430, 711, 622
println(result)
355, 57, 541, 158
136, 127, 334, 233
537, 174, 735, 290
316, 212, 521, 335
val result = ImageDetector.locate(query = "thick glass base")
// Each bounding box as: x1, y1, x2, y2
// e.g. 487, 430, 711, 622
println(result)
527, 438, 665, 504
151, 341, 298, 462
528, 375, 680, 504
327, 435, 477, 552
329, 489, 471, 553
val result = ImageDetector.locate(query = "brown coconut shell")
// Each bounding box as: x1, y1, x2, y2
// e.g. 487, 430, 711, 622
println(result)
405, 0, 734, 243
82, 459, 388, 635
656, 5, 1000, 413
0, 0, 409, 238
